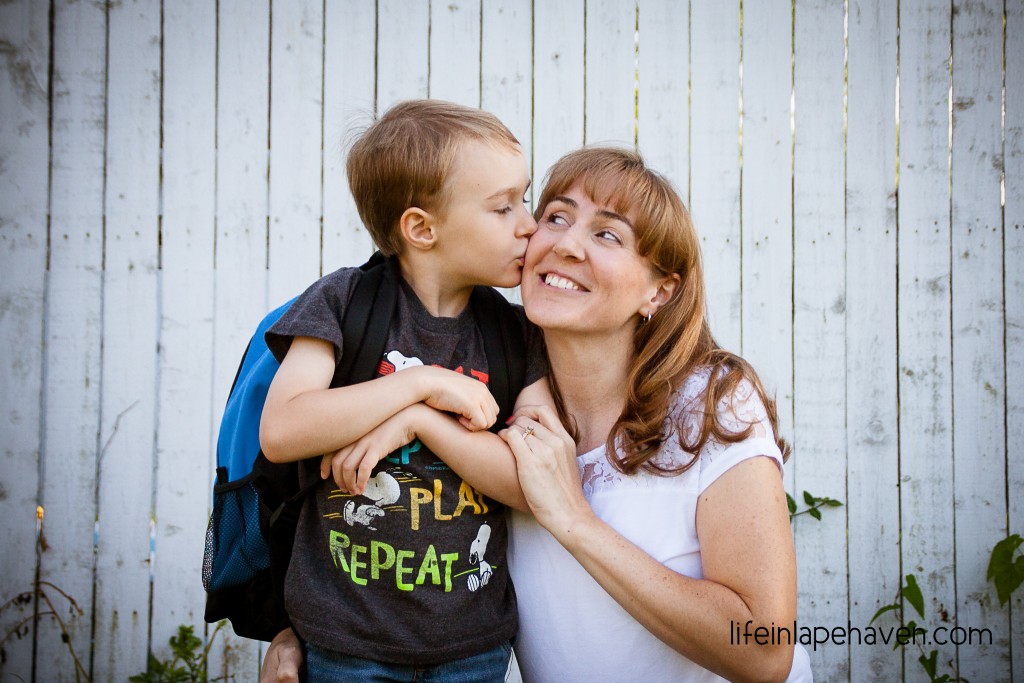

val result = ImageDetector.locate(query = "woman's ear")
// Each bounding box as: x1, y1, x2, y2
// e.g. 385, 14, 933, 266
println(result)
399, 207, 437, 251
646, 273, 681, 316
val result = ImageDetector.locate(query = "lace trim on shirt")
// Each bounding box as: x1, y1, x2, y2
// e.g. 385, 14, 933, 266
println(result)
578, 368, 773, 497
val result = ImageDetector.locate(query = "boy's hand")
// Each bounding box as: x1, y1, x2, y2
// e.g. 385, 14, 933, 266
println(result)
418, 366, 498, 431
320, 404, 424, 494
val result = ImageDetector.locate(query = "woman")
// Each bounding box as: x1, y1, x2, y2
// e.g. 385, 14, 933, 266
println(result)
262, 147, 811, 682
500, 147, 810, 682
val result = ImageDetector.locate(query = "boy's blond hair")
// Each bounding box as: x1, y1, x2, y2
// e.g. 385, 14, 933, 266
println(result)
346, 99, 521, 256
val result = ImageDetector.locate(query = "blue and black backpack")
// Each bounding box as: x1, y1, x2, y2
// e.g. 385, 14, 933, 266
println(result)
202, 253, 528, 641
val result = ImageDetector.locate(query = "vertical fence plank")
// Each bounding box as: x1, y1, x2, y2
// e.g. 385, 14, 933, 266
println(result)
152, 0, 215, 660
1006, 2, 1024, 676
210, 0, 270, 675
377, 0, 429, 112
792, 0, 847, 679
950, 0, 1009, 677
429, 0, 481, 107
93, 1, 161, 679
482, 0, 533, 305
584, 0, 636, 146
268, 0, 324, 302
637, 0, 689, 199
323, 0, 376, 271
481, 0, 533, 174
689, 0, 741, 352
898, 1, 955, 680
532, 0, 584, 196
739, 0, 794, 498
845, 0, 900, 679
36, 0, 105, 679
0, 0, 48, 680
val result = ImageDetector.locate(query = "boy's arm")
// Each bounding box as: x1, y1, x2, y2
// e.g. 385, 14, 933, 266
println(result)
259, 336, 499, 463
323, 377, 554, 511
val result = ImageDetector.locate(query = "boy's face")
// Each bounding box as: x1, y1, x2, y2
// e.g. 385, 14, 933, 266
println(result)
433, 140, 535, 289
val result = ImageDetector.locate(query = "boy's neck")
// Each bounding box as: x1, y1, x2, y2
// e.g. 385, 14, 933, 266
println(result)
397, 254, 474, 318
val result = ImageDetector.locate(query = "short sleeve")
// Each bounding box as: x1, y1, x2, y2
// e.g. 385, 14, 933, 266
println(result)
693, 378, 784, 496
265, 267, 359, 364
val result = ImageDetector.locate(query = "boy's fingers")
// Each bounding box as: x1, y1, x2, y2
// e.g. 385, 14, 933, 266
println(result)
356, 453, 376, 493
320, 453, 334, 480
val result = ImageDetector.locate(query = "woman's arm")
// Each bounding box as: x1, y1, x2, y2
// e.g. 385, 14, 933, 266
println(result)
260, 628, 302, 683
505, 407, 797, 683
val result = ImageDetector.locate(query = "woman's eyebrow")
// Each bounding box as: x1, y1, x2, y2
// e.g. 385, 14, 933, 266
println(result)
596, 209, 634, 230
549, 196, 633, 229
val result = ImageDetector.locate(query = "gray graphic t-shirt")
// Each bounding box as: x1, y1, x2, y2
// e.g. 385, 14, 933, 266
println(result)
266, 266, 546, 665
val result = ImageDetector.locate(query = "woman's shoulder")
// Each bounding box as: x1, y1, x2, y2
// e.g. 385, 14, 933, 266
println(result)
669, 366, 765, 421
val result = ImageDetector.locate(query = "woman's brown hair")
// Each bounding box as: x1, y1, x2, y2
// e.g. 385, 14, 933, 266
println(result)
535, 146, 791, 474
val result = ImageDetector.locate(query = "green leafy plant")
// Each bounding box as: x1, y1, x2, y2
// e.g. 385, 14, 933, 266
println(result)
129, 622, 231, 683
986, 533, 1024, 607
870, 574, 966, 683
787, 490, 843, 521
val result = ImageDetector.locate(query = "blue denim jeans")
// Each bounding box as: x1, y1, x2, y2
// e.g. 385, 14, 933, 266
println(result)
304, 640, 514, 683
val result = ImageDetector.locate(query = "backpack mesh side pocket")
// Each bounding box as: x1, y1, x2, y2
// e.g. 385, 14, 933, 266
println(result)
203, 467, 270, 592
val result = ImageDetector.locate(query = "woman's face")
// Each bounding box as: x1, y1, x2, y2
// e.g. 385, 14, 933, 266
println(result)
522, 181, 668, 336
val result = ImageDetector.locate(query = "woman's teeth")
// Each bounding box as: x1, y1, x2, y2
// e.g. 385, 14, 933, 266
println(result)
544, 274, 581, 291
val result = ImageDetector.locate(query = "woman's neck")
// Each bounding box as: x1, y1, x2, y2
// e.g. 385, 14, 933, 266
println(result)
544, 330, 633, 455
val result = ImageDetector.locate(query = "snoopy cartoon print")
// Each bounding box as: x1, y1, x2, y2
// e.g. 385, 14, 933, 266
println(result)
467, 522, 492, 592
343, 471, 401, 531
378, 350, 424, 376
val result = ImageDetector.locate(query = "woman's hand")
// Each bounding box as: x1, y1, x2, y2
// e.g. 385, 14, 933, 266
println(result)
260, 628, 302, 683
500, 405, 591, 535
320, 404, 425, 494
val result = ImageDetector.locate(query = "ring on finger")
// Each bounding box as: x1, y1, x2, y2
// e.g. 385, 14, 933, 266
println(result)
523, 425, 535, 438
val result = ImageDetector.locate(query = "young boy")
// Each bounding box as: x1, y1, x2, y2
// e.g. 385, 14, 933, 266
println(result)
259, 100, 548, 680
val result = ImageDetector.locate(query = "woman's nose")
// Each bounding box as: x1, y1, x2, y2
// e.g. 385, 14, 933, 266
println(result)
552, 227, 585, 261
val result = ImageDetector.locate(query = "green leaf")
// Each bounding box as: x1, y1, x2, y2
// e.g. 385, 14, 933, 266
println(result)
869, 603, 899, 625
786, 493, 797, 515
986, 534, 1024, 607
903, 574, 925, 619
918, 649, 938, 678
802, 490, 815, 506
809, 507, 822, 521
824, 498, 843, 507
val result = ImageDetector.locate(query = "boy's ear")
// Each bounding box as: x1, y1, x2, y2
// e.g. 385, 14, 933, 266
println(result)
399, 207, 438, 251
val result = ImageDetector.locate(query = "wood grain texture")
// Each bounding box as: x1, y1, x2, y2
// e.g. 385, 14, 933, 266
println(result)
845, 0, 901, 679
898, 0, 956, 679
0, 0, 48, 680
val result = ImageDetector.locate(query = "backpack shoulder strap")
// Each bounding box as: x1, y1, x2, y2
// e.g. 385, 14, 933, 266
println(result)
470, 286, 527, 431
279, 253, 399, 509
333, 252, 399, 387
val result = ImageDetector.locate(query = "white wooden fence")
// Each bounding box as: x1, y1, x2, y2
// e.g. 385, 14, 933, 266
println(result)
1, 0, 1020, 680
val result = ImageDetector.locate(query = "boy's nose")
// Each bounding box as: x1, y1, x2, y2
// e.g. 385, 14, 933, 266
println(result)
516, 207, 538, 238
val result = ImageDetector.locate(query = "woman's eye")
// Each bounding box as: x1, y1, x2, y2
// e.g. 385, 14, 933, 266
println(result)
496, 205, 513, 215
596, 229, 622, 244
546, 213, 569, 227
